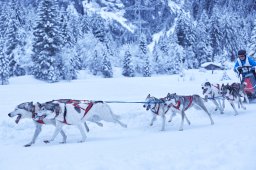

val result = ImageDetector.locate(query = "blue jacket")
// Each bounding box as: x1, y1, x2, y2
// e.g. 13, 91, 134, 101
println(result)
234, 56, 256, 73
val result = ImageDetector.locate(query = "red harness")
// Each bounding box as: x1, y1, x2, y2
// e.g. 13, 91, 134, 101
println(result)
61, 102, 94, 125
172, 96, 193, 111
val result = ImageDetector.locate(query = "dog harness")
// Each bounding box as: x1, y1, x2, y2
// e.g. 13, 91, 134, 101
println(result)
172, 96, 193, 111
31, 106, 45, 124
150, 98, 168, 115
61, 102, 94, 125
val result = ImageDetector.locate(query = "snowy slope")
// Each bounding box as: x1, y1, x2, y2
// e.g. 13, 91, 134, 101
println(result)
0, 69, 256, 170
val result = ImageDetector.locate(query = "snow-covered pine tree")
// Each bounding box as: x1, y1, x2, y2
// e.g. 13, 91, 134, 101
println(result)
219, 12, 240, 56
166, 34, 185, 74
0, 45, 9, 85
4, 0, 20, 77
175, 13, 195, 49
143, 56, 151, 77
135, 33, 151, 75
122, 50, 135, 77
249, 18, 256, 56
208, 8, 223, 58
101, 52, 113, 78
90, 50, 102, 76
91, 14, 106, 43
194, 11, 212, 65
59, 8, 78, 81
61, 47, 77, 81
32, 0, 63, 83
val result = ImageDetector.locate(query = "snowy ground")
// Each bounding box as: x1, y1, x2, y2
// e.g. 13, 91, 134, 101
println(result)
0, 68, 256, 170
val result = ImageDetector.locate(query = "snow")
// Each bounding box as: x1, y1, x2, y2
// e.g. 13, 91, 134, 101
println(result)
201, 62, 222, 68
1, 68, 256, 170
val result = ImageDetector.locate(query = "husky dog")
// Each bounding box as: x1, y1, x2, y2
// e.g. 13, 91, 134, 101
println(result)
164, 93, 214, 131
201, 82, 225, 114
220, 83, 247, 115
8, 100, 100, 147
35, 101, 127, 143
143, 94, 191, 131
8, 102, 67, 147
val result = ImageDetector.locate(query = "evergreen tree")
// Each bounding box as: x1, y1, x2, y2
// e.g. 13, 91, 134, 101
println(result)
90, 50, 102, 76
101, 52, 113, 78
91, 14, 106, 42
175, 13, 195, 49
122, 50, 135, 77
32, 0, 62, 83
0, 44, 9, 85
4, 0, 20, 77
135, 34, 150, 74
167, 35, 184, 74
249, 18, 256, 55
143, 56, 151, 77
194, 11, 213, 65
208, 9, 222, 59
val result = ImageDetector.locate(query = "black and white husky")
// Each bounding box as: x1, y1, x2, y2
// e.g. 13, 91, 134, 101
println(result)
35, 101, 127, 143
201, 82, 225, 114
164, 93, 214, 131
220, 83, 247, 115
143, 94, 191, 131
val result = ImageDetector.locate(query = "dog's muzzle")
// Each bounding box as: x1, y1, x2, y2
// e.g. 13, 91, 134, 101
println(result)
143, 104, 151, 110
8, 113, 22, 124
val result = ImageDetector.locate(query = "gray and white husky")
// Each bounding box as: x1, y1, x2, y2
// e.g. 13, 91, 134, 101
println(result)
164, 93, 214, 131
35, 101, 127, 143
220, 83, 247, 116
8, 102, 68, 147
8, 100, 100, 147
143, 94, 191, 131
202, 82, 225, 114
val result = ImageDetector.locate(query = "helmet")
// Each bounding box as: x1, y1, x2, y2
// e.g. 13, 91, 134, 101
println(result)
238, 50, 246, 56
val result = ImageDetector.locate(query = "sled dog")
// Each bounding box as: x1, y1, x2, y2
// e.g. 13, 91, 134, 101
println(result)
8, 102, 67, 147
143, 94, 190, 131
35, 101, 127, 143
8, 100, 101, 147
202, 82, 225, 114
164, 93, 214, 131
220, 83, 247, 115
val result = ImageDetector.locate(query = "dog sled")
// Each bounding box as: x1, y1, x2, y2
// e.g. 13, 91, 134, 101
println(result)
237, 66, 256, 103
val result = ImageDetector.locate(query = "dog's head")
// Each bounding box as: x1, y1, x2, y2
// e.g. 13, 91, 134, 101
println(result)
36, 102, 61, 120
201, 82, 211, 95
8, 102, 35, 124
220, 83, 230, 96
164, 93, 177, 105
143, 94, 158, 111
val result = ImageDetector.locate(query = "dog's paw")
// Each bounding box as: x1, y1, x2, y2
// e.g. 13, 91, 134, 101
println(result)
24, 144, 31, 147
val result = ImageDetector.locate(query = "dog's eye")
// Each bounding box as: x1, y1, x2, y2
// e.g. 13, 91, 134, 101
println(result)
202, 87, 204, 89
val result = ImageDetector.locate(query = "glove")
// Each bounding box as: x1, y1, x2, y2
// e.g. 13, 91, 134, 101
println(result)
236, 67, 242, 74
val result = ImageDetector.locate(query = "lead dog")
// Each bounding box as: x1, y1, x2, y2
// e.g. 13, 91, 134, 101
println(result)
164, 93, 214, 131
8, 100, 101, 147
8, 102, 67, 147
201, 82, 225, 114
220, 83, 247, 115
35, 101, 127, 143
143, 94, 190, 131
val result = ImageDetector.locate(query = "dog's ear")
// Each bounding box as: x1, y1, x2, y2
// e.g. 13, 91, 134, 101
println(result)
37, 102, 42, 108
147, 94, 150, 98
